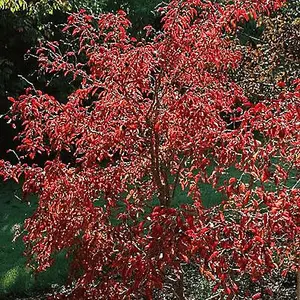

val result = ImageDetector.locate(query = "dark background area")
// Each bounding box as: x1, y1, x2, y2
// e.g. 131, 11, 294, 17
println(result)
0, 0, 164, 162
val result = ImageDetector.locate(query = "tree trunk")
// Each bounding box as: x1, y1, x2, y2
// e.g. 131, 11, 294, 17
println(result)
174, 270, 185, 300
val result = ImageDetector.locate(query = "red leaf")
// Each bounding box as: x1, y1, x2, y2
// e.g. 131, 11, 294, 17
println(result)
239, 182, 246, 193
254, 236, 264, 244
243, 190, 251, 205
229, 177, 237, 185
252, 292, 262, 299
154, 121, 161, 133
277, 81, 286, 88
117, 9, 126, 16
180, 254, 189, 263
209, 251, 219, 260
200, 227, 209, 234
225, 286, 231, 295
261, 169, 270, 182
264, 287, 273, 296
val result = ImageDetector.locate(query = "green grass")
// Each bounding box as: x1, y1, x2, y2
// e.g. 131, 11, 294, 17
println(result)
0, 180, 69, 298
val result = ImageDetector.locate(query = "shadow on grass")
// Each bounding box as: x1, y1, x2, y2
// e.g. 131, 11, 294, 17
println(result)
0, 180, 69, 299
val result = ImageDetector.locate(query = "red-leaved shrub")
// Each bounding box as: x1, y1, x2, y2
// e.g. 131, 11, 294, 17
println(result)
0, 0, 299, 299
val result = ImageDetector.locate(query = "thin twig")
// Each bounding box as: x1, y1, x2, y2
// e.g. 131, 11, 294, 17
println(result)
7, 149, 21, 163
18, 75, 37, 93
291, 178, 300, 190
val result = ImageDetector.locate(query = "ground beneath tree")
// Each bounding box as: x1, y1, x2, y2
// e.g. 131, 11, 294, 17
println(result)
3, 267, 297, 299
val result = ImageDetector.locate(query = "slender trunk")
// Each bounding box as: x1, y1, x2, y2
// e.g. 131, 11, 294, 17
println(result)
174, 270, 185, 300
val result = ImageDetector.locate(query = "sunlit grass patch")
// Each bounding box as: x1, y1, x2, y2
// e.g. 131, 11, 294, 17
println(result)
0, 181, 69, 297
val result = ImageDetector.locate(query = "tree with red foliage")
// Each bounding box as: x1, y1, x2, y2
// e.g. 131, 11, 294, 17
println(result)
0, 0, 299, 299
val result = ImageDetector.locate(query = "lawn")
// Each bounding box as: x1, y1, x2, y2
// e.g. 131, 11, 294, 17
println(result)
0, 180, 69, 299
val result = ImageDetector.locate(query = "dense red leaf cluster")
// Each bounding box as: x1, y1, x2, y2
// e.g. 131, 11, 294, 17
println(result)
0, 0, 299, 299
